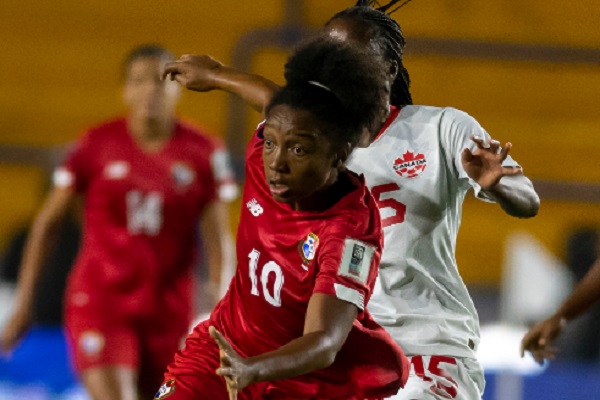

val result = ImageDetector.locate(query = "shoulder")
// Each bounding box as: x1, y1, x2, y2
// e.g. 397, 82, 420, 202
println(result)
324, 173, 381, 243
401, 106, 484, 137
175, 119, 220, 148
82, 117, 127, 142
395, 105, 476, 123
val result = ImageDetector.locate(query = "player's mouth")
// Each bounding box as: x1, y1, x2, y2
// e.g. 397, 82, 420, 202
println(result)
269, 181, 290, 197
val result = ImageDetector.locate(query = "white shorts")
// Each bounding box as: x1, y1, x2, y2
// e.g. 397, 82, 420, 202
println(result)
389, 355, 484, 400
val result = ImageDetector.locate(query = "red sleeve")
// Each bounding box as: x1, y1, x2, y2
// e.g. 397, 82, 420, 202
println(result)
312, 220, 381, 315
53, 130, 96, 193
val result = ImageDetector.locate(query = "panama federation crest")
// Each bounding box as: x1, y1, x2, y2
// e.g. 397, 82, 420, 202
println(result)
154, 379, 176, 399
393, 150, 427, 178
298, 233, 319, 265
171, 162, 196, 190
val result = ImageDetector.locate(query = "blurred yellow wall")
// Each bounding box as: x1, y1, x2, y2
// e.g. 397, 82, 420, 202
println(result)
0, 0, 599, 284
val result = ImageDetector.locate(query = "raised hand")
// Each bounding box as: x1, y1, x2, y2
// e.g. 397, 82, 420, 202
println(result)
209, 326, 255, 400
462, 135, 523, 190
161, 54, 224, 92
520, 315, 565, 365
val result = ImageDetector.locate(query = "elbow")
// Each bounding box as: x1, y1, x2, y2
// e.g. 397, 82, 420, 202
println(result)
315, 349, 337, 370
315, 337, 342, 370
520, 194, 540, 219
504, 192, 540, 219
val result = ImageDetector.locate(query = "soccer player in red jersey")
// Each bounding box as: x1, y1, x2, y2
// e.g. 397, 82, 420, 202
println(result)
156, 37, 409, 400
0, 45, 237, 399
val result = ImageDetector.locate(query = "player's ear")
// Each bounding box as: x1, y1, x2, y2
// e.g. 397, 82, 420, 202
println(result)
334, 142, 352, 169
388, 60, 398, 82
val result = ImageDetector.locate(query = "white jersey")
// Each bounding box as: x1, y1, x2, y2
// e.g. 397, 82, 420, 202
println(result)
347, 105, 518, 359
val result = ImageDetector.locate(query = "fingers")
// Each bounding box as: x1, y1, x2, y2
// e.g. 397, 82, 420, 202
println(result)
209, 326, 234, 354
461, 147, 474, 163
470, 135, 508, 156
499, 142, 511, 160
227, 383, 238, 400
161, 62, 181, 81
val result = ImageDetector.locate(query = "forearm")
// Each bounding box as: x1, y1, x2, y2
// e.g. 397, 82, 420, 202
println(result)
212, 67, 280, 114
247, 331, 339, 384
555, 257, 600, 321
482, 176, 540, 218
14, 219, 59, 312
201, 202, 235, 302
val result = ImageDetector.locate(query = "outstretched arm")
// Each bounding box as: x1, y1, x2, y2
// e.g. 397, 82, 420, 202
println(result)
209, 293, 357, 398
1, 186, 74, 353
521, 256, 600, 364
199, 201, 235, 305
162, 54, 280, 115
462, 136, 540, 218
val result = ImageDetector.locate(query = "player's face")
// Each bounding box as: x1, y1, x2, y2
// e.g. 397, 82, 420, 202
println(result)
263, 104, 342, 211
123, 56, 181, 122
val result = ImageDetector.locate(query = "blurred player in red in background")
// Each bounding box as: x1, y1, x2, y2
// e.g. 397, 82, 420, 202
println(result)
0, 44, 237, 400
156, 37, 409, 400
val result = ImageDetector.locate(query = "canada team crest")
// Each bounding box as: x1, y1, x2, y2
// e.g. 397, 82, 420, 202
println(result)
154, 379, 176, 399
298, 233, 319, 264
393, 150, 427, 178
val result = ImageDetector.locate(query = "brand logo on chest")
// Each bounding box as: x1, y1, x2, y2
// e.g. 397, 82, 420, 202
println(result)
393, 150, 427, 178
247, 198, 264, 216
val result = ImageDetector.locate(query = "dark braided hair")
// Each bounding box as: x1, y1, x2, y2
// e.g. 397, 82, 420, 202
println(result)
327, 1, 413, 107
266, 36, 388, 149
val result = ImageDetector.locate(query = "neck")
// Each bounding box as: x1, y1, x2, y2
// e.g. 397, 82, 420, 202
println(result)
127, 115, 174, 149
293, 170, 352, 212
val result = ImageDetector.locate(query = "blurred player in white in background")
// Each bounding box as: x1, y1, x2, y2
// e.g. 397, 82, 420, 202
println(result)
0, 44, 236, 400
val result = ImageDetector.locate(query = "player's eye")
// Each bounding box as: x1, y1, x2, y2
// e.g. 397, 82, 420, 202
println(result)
264, 139, 274, 149
291, 146, 306, 156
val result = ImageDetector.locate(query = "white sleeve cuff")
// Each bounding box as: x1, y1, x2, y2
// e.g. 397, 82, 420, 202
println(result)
334, 283, 365, 310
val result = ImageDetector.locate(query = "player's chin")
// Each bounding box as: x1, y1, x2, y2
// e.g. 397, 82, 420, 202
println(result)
270, 191, 294, 204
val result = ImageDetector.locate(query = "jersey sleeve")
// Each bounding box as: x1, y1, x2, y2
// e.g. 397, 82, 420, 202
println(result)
312, 220, 381, 314
52, 131, 96, 193
209, 140, 238, 203
439, 107, 520, 202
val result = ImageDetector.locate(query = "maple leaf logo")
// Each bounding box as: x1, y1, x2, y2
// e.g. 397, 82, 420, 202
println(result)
393, 150, 427, 178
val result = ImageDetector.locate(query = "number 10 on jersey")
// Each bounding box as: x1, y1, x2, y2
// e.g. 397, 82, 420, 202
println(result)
248, 249, 285, 307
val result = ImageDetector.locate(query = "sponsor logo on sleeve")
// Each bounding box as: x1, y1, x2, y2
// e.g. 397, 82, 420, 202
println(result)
79, 330, 105, 357
338, 238, 374, 284
393, 150, 427, 178
53, 167, 74, 187
154, 379, 176, 399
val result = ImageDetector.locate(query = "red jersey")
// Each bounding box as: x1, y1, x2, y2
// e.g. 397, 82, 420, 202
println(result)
210, 127, 408, 398
57, 117, 234, 320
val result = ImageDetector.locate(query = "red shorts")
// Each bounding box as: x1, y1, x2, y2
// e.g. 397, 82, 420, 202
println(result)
158, 321, 266, 400
65, 299, 189, 395
157, 321, 374, 400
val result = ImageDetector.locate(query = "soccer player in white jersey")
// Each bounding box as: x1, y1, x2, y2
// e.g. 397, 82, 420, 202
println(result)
160, 2, 540, 398
324, 5, 538, 398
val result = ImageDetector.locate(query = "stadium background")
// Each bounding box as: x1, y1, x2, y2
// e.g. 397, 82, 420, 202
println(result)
0, 0, 599, 399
